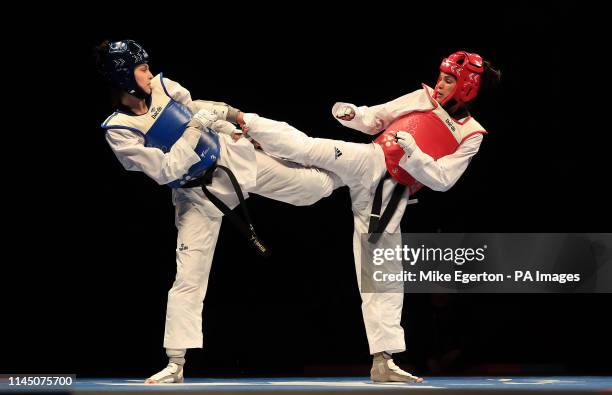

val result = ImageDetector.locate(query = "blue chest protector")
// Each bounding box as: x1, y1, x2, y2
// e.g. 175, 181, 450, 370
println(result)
102, 74, 269, 257
145, 100, 220, 188
101, 73, 220, 188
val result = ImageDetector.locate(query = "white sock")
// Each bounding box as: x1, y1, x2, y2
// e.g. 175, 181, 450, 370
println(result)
166, 348, 186, 366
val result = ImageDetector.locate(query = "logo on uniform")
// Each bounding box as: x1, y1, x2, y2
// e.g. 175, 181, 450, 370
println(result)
445, 118, 456, 133
334, 147, 343, 160
151, 106, 163, 119
178, 243, 189, 251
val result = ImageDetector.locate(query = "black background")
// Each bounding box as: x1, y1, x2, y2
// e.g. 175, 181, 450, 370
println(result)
2, 4, 610, 378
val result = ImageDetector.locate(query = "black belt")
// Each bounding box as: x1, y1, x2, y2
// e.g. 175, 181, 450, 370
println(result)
182, 165, 270, 257
368, 172, 406, 244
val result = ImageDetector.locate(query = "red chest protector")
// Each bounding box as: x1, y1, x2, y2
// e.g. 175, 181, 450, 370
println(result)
374, 111, 461, 194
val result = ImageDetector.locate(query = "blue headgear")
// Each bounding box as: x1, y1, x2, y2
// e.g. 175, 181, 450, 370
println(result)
100, 40, 150, 98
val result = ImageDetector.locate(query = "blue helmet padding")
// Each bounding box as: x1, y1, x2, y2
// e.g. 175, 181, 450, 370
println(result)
100, 40, 149, 95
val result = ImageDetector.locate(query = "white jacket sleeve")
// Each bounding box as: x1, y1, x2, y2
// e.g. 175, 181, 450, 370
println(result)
161, 77, 194, 108
398, 134, 483, 192
331, 102, 392, 135
331, 90, 426, 135
162, 77, 242, 123
105, 128, 201, 185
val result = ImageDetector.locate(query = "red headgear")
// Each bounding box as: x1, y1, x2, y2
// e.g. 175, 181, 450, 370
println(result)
435, 51, 484, 105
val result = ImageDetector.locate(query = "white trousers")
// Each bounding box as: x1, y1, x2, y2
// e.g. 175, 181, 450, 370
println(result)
246, 116, 411, 354
163, 149, 338, 349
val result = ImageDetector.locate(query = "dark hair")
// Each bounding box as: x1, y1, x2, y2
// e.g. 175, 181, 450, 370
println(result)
94, 40, 111, 75
94, 40, 123, 108
479, 60, 502, 96
444, 58, 501, 116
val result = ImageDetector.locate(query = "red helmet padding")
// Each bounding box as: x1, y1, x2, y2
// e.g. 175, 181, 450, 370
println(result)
438, 51, 484, 103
